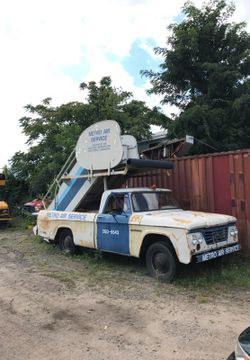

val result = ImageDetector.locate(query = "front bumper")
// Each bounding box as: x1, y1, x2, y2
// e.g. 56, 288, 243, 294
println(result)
195, 243, 241, 263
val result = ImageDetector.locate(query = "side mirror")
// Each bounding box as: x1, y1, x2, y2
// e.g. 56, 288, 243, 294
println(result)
233, 327, 250, 360
227, 327, 250, 360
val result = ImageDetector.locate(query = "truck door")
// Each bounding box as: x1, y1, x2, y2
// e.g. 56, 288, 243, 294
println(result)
96, 194, 131, 255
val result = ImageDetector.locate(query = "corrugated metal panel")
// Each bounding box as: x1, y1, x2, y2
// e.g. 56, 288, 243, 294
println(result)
213, 155, 231, 214
126, 149, 250, 256
243, 153, 250, 256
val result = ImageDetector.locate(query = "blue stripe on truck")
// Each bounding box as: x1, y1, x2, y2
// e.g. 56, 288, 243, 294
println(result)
55, 167, 88, 211
96, 213, 130, 255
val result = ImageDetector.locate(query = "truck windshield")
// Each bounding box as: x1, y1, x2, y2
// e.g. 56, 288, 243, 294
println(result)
131, 191, 179, 212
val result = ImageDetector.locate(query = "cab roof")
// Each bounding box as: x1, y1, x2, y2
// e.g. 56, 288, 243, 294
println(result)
108, 187, 172, 194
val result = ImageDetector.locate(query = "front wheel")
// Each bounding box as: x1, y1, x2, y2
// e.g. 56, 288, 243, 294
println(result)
146, 242, 177, 282
59, 230, 77, 255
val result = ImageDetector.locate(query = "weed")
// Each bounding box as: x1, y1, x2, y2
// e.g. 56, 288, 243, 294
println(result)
175, 254, 250, 297
41, 272, 76, 288
1, 228, 250, 301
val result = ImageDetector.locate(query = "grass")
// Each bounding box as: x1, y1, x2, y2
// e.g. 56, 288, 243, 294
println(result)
1, 221, 250, 300
2, 225, 147, 292
175, 254, 250, 300
2, 213, 36, 231
41, 271, 76, 288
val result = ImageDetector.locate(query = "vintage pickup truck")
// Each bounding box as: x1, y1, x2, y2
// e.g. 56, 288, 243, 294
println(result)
36, 187, 240, 282
35, 120, 240, 281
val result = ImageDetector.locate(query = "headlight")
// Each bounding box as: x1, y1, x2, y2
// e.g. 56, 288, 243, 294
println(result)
230, 226, 238, 237
187, 232, 204, 246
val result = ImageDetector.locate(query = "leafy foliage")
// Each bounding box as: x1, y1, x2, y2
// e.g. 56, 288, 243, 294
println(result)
8, 77, 169, 203
143, 0, 250, 153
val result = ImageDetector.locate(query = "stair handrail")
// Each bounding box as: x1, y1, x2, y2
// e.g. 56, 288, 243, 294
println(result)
42, 148, 76, 207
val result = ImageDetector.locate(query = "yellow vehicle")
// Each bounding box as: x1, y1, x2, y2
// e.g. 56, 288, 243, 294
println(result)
0, 173, 11, 226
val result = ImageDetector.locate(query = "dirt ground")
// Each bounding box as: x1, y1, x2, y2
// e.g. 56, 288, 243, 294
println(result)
0, 229, 249, 360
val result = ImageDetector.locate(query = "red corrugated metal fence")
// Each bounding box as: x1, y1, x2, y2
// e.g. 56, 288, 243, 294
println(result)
126, 149, 250, 256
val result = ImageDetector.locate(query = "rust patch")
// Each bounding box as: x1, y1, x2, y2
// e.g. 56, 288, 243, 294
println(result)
39, 219, 50, 232
171, 233, 180, 242
190, 212, 205, 217
129, 224, 144, 257
172, 218, 192, 225
130, 214, 143, 224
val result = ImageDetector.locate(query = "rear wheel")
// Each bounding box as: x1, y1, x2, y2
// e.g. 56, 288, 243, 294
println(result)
146, 242, 177, 282
59, 230, 77, 255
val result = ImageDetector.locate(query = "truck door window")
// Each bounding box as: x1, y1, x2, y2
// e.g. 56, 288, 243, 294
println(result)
104, 195, 129, 214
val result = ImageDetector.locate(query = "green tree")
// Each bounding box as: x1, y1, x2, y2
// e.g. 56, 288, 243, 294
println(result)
142, 0, 250, 153
9, 77, 169, 201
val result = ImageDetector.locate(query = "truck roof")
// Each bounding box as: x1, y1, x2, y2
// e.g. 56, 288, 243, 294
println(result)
99, 187, 172, 213
108, 187, 172, 194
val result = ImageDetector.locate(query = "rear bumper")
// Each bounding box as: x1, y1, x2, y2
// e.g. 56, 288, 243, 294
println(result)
195, 243, 241, 263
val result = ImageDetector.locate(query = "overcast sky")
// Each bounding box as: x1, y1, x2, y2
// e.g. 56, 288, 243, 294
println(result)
1, 0, 249, 168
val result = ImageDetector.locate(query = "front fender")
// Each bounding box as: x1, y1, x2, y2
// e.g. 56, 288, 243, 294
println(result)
129, 225, 192, 264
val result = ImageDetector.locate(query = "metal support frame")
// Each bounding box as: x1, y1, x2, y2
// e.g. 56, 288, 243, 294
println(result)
61, 167, 128, 181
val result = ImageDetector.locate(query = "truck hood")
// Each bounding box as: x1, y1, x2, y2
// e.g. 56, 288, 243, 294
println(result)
139, 209, 236, 230
0, 201, 8, 209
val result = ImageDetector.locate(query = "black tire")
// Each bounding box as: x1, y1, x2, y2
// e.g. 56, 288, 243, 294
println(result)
59, 230, 77, 255
146, 242, 177, 282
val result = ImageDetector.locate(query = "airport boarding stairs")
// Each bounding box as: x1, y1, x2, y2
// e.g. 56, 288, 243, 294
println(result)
43, 120, 173, 212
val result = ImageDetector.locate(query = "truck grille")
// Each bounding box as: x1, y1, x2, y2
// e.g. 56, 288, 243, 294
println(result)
202, 225, 228, 245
